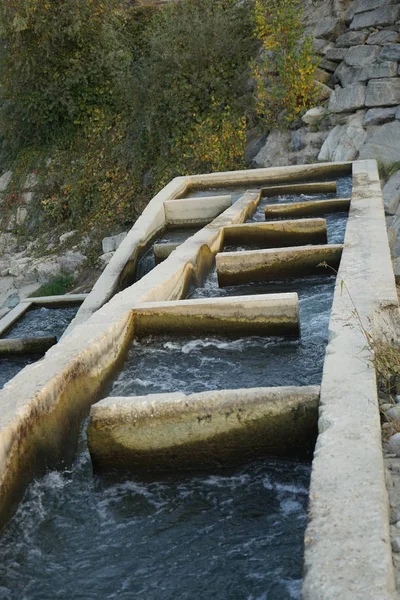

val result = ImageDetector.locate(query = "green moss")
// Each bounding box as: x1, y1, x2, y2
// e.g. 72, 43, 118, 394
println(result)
30, 274, 75, 297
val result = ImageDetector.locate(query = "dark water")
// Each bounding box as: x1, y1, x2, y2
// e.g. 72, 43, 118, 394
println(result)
0, 306, 78, 390
0, 176, 352, 599
0, 425, 310, 600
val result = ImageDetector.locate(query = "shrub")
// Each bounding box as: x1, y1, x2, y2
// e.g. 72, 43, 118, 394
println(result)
0, 0, 131, 151
252, 0, 317, 126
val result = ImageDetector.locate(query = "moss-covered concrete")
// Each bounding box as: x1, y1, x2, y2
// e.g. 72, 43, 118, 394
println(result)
223, 218, 327, 248
216, 244, 343, 286
264, 198, 351, 219
87, 386, 320, 471
0, 337, 57, 355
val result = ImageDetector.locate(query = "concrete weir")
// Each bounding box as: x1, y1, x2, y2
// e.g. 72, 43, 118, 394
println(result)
223, 218, 327, 248
132, 294, 300, 337
261, 181, 337, 196
0, 159, 398, 598
87, 386, 320, 471
216, 245, 343, 286
264, 198, 351, 219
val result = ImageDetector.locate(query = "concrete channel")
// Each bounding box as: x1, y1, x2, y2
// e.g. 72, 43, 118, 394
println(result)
0, 160, 397, 599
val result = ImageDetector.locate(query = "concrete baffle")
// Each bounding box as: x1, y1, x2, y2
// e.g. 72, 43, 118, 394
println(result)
223, 218, 327, 248
216, 245, 343, 286
132, 294, 300, 338
164, 195, 232, 226
264, 198, 351, 220
261, 181, 337, 196
87, 385, 320, 471
0, 337, 57, 355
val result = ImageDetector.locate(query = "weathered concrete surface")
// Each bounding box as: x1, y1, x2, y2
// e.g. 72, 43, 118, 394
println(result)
153, 242, 179, 263
87, 386, 320, 471
216, 245, 343, 287
261, 181, 337, 197
164, 195, 232, 226
223, 219, 327, 248
0, 189, 261, 528
0, 337, 57, 355
302, 160, 398, 600
132, 294, 300, 338
264, 198, 350, 219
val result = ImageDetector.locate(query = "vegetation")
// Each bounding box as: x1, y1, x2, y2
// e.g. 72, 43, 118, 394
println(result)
30, 274, 74, 297
0, 0, 317, 235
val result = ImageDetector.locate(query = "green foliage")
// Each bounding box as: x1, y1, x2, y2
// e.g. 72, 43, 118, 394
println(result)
30, 274, 74, 297
252, 0, 317, 127
0, 0, 131, 151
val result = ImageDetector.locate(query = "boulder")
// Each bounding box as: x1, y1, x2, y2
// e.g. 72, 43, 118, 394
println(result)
325, 48, 347, 63
23, 172, 38, 189
315, 81, 333, 101
344, 44, 381, 67
59, 230, 78, 244
380, 44, 400, 62
383, 170, 400, 215
58, 251, 86, 273
365, 78, 400, 107
101, 232, 128, 254
354, 0, 390, 13
350, 5, 400, 30
336, 30, 369, 47
315, 68, 332, 85
253, 129, 292, 168
99, 252, 114, 267
312, 38, 334, 55
359, 121, 400, 165
397, 106, 400, 120
367, 30, 399, 45
301, 106, 326, 126
328, 84, 365, 113
319, 58, 339, 73
314, 18, 346, 41
363, 107, 398, 127
318, 112, 366, 162
335, 61, 397, 86
0, 171, 12, 192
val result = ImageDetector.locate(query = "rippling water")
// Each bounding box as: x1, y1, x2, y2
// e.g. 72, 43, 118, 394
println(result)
0, 425, 310, 600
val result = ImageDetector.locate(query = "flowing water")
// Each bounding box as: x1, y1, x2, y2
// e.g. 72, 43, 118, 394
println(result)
0, 306, 78, 390
0, 177, 352, 599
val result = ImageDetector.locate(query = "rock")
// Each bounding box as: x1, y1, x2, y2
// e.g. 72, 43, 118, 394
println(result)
313, 38, 334, 55
253, 129, 292, 168
392, 536, 400, 553
302, 106, 326, 126
354, 0, 388, 13
344, 45, 381, 67
381, 403, 394, 412
315, 18, 345, 41
350, 5, 400, 30
396, 394, 400, 404
365, 78, 400, 107
397, 107, 400, 120
380, 44, 400, 62
34, 260, 61, 283
387, 406, 400, 421
383, 170, 400, 215
16, 207, 27, 226
315, 68, 332, 85
387, 432, 400, 457
99, 252, 114, 267
22, 192, 33, 204
364, 107, 398, 127
244, 132, 268, 165
360, 121, 400, 166
59, 230, 78, 244
318, 112, 366, 161
5, 293, 19, 309
367, 30, 399, 45
325, 48, 347, 63
0, 171, 12, 192
23, 172, 38, 189
328, 84, 365, 113
101, 232, 128, 254
319, 58, 339, 73
315, 81, 332, 101
58, 251, 86, 273
0, 233, 17, 255
289, 131, 308, 152
336, 30, 369, 47
335, 61, 398, 86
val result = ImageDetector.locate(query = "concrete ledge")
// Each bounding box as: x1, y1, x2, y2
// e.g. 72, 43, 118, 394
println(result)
261, 181, 337, 197
164, 195, 232, 226
153, 242, 179, 263
302, 160, 398, 600
0, 337, 57, 356
87, 385, 320, 471
132, 293, 300, 337
216, 245, 343, 287
223, 218, 327, 248
264, 198, 351, 219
